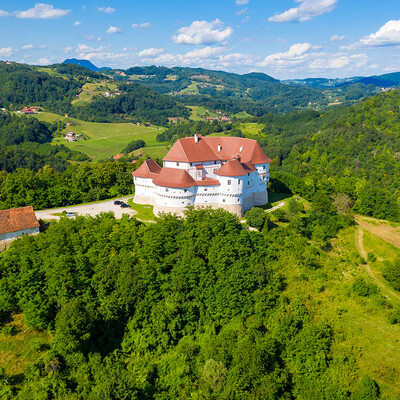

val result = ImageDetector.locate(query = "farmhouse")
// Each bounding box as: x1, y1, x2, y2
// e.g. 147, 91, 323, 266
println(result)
0, 206, 40, 241
132, 135, 271, 217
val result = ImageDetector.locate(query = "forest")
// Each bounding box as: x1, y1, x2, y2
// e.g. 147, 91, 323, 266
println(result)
250, 91, 400, 222
0, 204, 389, 399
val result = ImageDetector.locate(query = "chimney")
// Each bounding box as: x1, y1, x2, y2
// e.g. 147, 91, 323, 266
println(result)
194, 134, 199, 143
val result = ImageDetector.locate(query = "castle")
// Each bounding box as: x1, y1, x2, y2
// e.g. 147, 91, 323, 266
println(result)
132, 135, 271, 217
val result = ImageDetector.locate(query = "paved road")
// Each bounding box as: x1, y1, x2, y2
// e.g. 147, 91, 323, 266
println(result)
35, 196, 137, 221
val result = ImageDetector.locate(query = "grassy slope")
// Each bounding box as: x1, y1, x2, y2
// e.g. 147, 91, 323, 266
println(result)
0, 314, 52, 376
31, 112, 166, 160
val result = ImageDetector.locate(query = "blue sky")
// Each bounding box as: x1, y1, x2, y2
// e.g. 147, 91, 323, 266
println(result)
1, 0, 400, 79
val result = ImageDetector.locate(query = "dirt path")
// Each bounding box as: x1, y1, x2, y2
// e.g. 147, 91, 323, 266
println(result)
266, 201, 285, 213
357, 228, 400, 302
355, 216, 400, 248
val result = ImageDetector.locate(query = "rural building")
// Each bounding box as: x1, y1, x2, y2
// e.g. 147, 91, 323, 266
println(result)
132, 135, 271, 217
0, 206, 40, 241
65, 131, 77, 142
113, 153, 124, 161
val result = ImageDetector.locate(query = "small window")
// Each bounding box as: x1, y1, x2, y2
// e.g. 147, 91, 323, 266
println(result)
214, 161, 217, 164
184, 189, 187, 193
222, 199, 225, 203
247, 173, 250, 176
176, 162, 179, 166
190, 162, 193, 166
228, 180, 231, 185
166, 188, 169, 192
248, 181, 250, 185
238, 179, 241, 184
204, 188, 208, 192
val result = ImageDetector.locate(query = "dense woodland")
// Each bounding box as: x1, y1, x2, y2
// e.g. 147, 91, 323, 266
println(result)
71, 83, 190, 125
0, 206, 388, 399
251, 91, 400, 222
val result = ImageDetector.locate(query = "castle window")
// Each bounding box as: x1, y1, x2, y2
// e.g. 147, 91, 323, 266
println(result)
190, 162, 192, 166
238, 179, 241, 184
204, 188, 208, 192
228, 180, 231, 185
222, 199, 225, 203
166, 188, 169, 192
176, 162, 179, 166
184, 189, 187, 193
214, 161, 217, 164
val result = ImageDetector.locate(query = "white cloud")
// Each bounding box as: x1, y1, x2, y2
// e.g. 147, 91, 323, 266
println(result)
131, 22, 151, 29
0, 47, 13, 57
138, 48, 164, 57
37, 57, 51, 65
74, 21, 81, 26
22, 44, 34, 50
39, 44, 49, 49
309, 56, 350, 69
97, 6, 115, 13
309, 52, 368, 70
260, 43, 321, 66
106, 26, 121, 34
269, 0, 338, 22
236, 7, 247, 16
184, 46, 227, 59
64, 46, 73, 53
15, 3, 71, 19
330, 34, 345, 41
359, 20, 400, 47
235, 0, 249, 5
0, 10, 9, 17
173, 19, 233, 45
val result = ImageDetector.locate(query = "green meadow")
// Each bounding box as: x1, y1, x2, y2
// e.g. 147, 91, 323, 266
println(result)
32, 112, 166, 160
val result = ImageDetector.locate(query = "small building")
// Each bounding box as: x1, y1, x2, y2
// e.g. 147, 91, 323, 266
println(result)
65, 131, 77, 142
113, 153, 124, 161
64, 113, 69, 118
0, 206, 40, 241
145, 122, 151, 127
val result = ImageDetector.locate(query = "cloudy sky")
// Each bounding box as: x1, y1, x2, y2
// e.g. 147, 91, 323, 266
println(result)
1, 0, 400, 79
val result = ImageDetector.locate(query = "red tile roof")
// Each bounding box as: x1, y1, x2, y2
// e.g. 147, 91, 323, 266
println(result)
215, 159, 255, 177
163, 135, 271, 165
163, 135, 221, 163
132, 159, 161, 179
0, 206, 39, 235
152, 167, 196, 188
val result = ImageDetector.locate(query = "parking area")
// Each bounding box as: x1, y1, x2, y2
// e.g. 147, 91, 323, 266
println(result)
35, 196, 137, 221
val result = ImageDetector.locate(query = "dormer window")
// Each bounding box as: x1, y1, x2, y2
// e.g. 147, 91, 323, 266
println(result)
240, 146, 243, 152
218, 144, 222, 152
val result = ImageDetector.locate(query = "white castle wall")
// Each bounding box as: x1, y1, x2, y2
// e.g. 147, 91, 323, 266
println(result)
134, 161, 270, 218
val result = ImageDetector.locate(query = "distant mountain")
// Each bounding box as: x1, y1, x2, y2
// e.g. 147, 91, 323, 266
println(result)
62, 58, 110, 72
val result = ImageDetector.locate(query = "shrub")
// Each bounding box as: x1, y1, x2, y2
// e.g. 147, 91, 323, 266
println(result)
244, 207, 265, 230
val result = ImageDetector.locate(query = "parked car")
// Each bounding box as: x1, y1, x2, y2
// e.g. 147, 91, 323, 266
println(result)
120, 203, 130, 208
66, 212, 77, 218
114, 200, 122, 205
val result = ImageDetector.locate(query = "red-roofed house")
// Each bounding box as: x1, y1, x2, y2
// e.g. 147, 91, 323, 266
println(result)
0, 206, 40, 241
132, 135, 271, 217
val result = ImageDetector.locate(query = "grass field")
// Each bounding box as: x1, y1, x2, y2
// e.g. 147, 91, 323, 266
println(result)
238, 122, 265, 136
132, 145, 169, 160
0, 313, 52, 376
71, 82, 118, 106
31, 112, 166, 160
